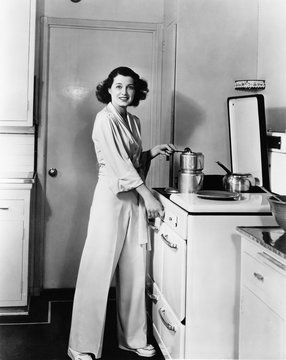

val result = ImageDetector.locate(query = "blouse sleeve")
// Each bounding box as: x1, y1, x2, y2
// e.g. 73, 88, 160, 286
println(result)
93, 112, 144, 194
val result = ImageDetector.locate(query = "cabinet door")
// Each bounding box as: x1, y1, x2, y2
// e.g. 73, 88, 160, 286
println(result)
239, 286, 286, 359
160, 223, 186, 322
0, 0, 36, 126
0, 220, 25, 306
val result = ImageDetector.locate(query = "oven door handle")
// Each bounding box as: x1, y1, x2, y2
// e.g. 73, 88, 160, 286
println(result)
159, 307, 177, 332
161, 233, 178, 249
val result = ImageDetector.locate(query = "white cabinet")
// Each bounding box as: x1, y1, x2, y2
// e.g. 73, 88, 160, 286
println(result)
239, 235, 286, 360
0, 186, 32, 308
0, 0, 36, 126
147, 193, 187, 360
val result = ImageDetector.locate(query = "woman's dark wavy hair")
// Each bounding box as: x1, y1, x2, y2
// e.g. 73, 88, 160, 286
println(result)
96, 67, 149, 107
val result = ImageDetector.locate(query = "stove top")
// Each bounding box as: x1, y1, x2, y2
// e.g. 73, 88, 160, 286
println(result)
154, 175, 272, 214
169, 191, 271, 214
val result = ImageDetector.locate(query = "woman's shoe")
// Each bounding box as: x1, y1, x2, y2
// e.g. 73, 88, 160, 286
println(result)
119, 344, 156, 357
68, 347, 93, 360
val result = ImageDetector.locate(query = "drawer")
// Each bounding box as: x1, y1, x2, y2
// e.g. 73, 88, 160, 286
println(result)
152, 283, 185, 360
154, 192, 188, 239
160, 223, 186, 322
0, 199, 24, 219
242, 250, 286, 318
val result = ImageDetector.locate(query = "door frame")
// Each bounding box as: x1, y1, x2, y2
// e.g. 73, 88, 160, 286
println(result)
34, 17, 163, 291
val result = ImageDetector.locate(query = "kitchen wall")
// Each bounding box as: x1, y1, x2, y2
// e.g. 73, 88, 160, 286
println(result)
164, 0, 286, 179
258, 0, 286, 131
174, 0, 259, 176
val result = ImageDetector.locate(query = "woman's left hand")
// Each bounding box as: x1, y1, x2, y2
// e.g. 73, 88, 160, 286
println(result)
150, 144, 176, 159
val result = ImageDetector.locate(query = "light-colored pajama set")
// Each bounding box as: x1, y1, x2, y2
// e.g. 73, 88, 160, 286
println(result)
68, 102, 151, 359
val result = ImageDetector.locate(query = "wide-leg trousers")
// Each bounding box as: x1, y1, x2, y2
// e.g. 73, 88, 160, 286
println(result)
68, 180, 148, 359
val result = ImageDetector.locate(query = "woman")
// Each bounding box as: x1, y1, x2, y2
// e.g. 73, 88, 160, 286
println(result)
68, 66, 175, 360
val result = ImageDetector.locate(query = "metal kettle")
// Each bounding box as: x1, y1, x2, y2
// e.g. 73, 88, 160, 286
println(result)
216, 161, 256, 192
179, 147, 204, 172
223, 173, 256, 193
177, 147, 205, 193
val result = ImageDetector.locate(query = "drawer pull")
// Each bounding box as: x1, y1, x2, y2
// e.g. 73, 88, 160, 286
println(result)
258, 252, 286, 271
161, 234, 178, 249
253, 272, 264, 282
146, 290, 159, 303
159, 307, 177, 332
0, 207, 9, 210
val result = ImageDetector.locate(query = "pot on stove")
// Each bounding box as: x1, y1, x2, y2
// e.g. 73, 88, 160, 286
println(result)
178, 170, 204, 193
216, 161, 256, 192
177, 148, 205, 193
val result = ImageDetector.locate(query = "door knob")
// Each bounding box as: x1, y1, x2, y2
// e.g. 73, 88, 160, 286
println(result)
48, 168, 58, 177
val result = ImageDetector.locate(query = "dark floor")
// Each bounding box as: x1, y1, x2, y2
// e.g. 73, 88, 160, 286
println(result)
0, 290, 164, 360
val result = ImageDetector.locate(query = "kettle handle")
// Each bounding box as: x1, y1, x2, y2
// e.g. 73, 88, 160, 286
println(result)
198, 173, 204, 186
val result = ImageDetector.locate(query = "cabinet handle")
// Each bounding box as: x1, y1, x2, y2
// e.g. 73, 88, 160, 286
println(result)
159, 307, 176, 332
161, 234, 178, 249
0, 207, 9, 210
258, 252, 286, 271
253, 272, 264, 282
146, 290, 159, 303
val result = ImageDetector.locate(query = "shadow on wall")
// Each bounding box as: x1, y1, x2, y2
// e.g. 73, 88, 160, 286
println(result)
266, 107, 286, 131
172, 92, 206, 186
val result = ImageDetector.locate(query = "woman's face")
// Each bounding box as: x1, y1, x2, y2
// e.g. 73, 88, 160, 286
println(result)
108, 74, 135, 111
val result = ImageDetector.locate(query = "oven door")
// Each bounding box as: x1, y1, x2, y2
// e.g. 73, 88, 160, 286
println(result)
160, 222, 187, 322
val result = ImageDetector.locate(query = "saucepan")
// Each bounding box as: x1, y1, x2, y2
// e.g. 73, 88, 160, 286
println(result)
216, 161, 256, 193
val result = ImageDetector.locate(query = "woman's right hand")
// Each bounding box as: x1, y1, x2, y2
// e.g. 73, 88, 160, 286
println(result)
136, 184, 164, 219
144, 193, 164, 219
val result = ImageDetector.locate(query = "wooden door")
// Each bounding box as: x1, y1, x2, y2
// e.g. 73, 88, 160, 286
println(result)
38, 18, 162, 288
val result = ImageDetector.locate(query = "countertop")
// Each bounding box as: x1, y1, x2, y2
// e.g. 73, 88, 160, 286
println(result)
237, 226, 286, 260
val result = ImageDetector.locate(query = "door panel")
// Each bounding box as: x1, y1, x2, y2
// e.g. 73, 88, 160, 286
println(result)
39, 19, 162, 288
